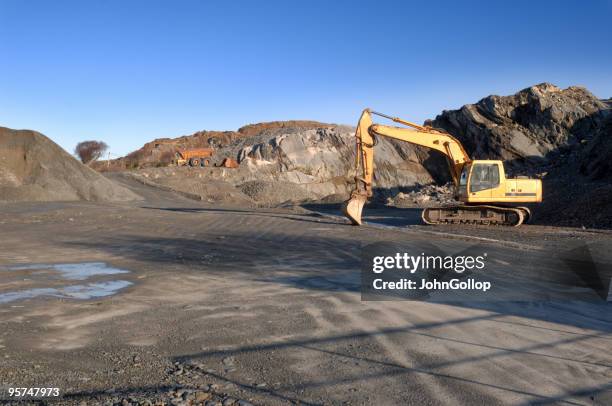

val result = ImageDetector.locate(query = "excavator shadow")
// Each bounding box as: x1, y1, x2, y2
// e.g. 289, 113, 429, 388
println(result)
301, 202, 424, 227
141, 206, 344, 226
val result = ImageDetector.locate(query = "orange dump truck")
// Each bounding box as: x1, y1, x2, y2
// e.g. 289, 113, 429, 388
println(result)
175, 148, 215, 167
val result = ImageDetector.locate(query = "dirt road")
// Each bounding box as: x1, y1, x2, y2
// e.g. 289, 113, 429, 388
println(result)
1, 179, 611, 405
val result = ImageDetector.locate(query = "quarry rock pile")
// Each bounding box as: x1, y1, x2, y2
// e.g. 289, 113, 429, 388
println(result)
0, 127, 140, 202
102, 121, 343, 170
228, 125, 447, 194
426, 84, 611, 228
579, 99, 612, 181
426, 83, 608, 176
389, 183, 457, 208
128, 123, 448, 205
126, 84, 612, 228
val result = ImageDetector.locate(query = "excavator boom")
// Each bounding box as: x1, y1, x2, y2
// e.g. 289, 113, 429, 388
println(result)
344, 109, 470, 225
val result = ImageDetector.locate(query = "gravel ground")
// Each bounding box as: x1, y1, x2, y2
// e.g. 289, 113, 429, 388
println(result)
0, 177, 611, 405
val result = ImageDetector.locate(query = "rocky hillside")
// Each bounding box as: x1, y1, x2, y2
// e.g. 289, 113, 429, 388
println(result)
100, 121, 340, 170
105, 83, 611, 228
108, 118, 450, 204
426, 83, 608, 176
0, 127, 140, 202
223, 125, 448, 194
579, 99, 612, 181
426, 83, 611, 228
126, 124, 448, 205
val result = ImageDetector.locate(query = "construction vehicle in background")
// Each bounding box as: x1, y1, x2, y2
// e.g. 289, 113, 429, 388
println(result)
150, 141, 239, 168
343, 109, 542, 227
174, 148, 240, 168
175, 148, 216, 167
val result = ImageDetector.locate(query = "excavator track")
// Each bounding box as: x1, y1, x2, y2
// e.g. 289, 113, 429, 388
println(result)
422, 205, 525, 227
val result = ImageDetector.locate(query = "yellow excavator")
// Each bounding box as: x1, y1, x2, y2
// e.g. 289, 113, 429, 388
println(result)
343, 109, 542, 227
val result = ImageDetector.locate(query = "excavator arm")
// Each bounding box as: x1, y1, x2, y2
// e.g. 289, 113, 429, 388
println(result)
344, 109, 471, 225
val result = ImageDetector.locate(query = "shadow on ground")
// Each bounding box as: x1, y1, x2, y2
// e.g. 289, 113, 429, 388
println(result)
169, 313, 612, 405
66, 227, 612, 334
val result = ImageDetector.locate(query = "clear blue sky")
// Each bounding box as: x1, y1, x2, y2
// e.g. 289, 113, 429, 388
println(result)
1, 0, 610, 157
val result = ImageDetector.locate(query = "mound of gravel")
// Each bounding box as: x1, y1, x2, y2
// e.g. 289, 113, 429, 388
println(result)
238, 180, 311, 205
0, 127, 140, 202
151, 176, 255, 206
537, 110, 612, 228
389, 183, 457, 208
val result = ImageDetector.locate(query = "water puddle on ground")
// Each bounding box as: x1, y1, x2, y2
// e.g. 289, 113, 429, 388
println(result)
0, 262, 133, 304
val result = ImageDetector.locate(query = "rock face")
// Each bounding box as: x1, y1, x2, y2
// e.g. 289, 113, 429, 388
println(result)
427, 83, 608, 176
101, 121, 342, 170
389, 183, 457, 208
425, 84, 612, 228
226, 125, 446, 198
123, 123, 448, 205
579, 101, 612, 181
0, 127, 140, 202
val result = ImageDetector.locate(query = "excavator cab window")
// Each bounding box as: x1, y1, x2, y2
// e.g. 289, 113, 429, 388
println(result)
459, 165, 469, 186
470, 163, 500, 192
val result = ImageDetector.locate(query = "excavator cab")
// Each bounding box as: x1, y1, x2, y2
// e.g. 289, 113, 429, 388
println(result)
459, 160, 541, 204
459, 161, 502, 202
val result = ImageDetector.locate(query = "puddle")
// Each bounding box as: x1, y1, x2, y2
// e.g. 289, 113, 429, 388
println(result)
0, 281, 133, 303
0, 262, 133, 304
5, 262, 129, 280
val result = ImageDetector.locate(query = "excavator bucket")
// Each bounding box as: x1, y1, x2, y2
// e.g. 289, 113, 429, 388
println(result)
342, 194, 367, 225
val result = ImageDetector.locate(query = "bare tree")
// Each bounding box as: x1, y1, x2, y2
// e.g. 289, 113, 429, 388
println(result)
74, 141, 108, 164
